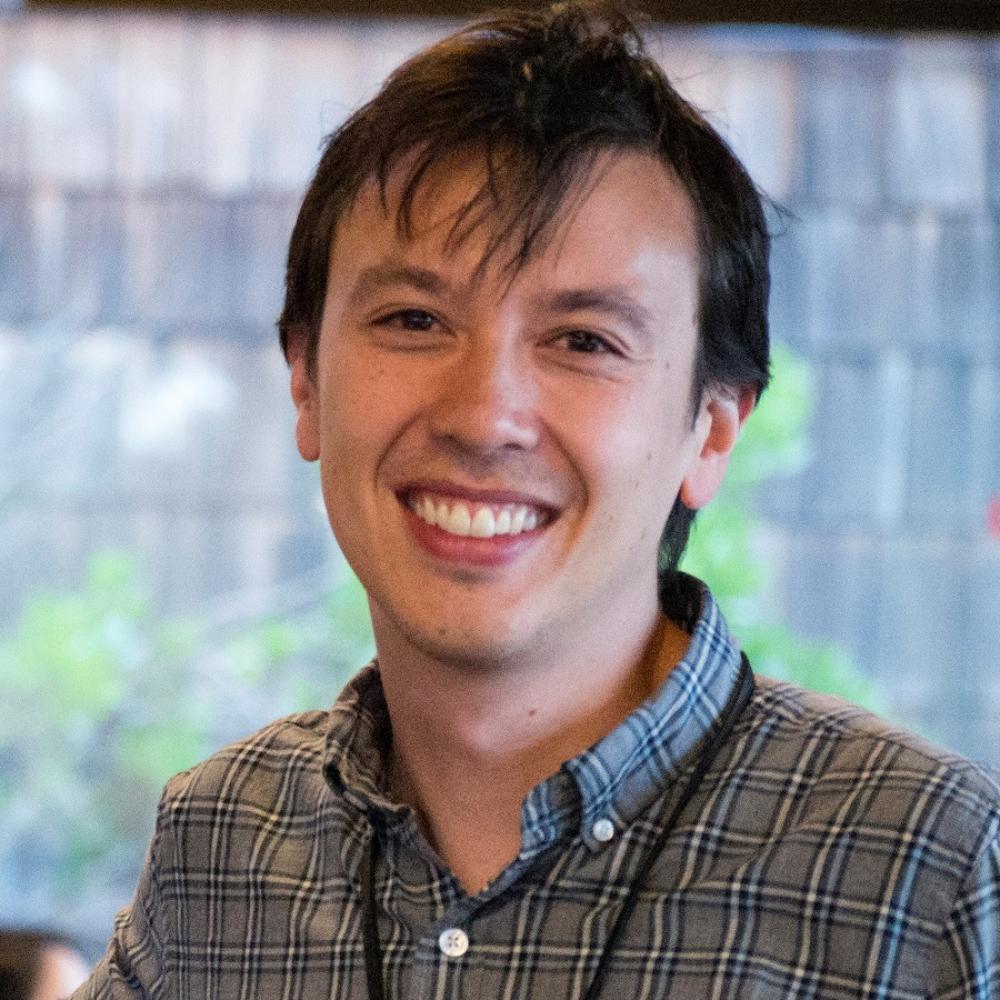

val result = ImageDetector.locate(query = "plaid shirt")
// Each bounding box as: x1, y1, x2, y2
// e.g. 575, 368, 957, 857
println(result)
76, 579, 1000, 999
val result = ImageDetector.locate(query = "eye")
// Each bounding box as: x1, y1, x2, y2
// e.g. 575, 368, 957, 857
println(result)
559, 329, 618, 355
374, 308, 438, 332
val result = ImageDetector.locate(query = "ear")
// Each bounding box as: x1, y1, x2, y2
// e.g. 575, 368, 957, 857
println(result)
678, 386, 754, 510
287, 329, 320, 463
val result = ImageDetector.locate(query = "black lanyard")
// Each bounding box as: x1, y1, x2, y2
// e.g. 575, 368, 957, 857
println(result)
362, 655, 755, 1000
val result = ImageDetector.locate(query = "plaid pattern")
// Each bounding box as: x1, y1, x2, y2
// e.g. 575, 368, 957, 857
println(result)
76, 578, 1000, 999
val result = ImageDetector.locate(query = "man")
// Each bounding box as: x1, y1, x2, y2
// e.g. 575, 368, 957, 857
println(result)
76, 3, 999, 998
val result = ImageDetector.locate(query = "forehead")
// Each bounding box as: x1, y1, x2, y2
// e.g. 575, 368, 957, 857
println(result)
332, 148, 699, 288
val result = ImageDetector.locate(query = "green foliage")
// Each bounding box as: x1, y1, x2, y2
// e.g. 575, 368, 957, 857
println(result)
682, 343, 885, 712
1, 553, 143, 727
0, 554, 373, 935
207, 574, 374, 725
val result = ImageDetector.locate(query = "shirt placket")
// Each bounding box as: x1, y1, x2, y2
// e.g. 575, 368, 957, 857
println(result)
384, 819, 549, 1000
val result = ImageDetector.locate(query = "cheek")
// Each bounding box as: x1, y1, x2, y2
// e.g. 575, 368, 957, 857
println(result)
583, 389, 692, 527
317, 350, 391, 453
315, 354, 420, 513
562, 389, 664, 508
314, 374, 375, 514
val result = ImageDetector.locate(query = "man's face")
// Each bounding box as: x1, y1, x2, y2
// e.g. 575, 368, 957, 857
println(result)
292, 150, 743, 670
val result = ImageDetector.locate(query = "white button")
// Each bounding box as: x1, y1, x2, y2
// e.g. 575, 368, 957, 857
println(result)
592, 818, 615, 842
438, 927, 469, 958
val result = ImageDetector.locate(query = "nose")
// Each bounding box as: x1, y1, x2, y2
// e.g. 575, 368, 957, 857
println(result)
427, 337, 540, 454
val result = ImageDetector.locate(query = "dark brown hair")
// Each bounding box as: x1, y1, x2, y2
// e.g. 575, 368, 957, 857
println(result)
278, 1, 772, 577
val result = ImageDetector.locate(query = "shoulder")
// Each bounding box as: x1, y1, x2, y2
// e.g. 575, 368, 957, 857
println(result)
746, 676, 1000, 850
158, 709, 336, 824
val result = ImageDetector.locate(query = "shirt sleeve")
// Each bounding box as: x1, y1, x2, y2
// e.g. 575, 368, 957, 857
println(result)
929, 814, 1000, 1000
70, 809, 172, 999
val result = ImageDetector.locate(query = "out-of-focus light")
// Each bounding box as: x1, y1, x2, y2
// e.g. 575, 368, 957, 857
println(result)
987, 495, 1000, 540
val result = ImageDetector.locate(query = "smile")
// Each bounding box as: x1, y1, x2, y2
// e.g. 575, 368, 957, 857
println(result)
406, 492, 549, 539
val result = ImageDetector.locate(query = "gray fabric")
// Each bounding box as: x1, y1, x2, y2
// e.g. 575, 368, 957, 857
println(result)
75, 580, 1000, 999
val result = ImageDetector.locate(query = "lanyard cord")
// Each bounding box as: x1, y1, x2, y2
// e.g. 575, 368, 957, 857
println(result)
362, 833, 386, 1000
581, 654, 754, 998
362, 655, 755, 1000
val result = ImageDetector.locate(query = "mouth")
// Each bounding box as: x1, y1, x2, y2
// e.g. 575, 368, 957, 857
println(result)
403, 489, 554, 539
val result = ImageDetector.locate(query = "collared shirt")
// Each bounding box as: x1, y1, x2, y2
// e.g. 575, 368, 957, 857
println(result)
76, 579, 1000, 999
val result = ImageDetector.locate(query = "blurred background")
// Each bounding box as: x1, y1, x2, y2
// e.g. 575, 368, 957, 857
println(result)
1, 0, 998, 959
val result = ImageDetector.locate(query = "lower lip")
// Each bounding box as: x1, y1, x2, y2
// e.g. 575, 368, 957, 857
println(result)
403, 504, 545, 567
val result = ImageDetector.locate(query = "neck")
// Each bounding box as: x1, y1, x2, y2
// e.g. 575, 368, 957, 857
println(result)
375, 607, 692, 893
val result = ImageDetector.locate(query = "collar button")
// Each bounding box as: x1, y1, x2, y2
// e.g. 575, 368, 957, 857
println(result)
592, 818, 615, 842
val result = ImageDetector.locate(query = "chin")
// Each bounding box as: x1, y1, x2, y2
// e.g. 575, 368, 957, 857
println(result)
424, 627, 526, 670
391, 611, 540, 673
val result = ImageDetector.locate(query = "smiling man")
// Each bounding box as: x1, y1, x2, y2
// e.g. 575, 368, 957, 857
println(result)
76, 3, 1000, 999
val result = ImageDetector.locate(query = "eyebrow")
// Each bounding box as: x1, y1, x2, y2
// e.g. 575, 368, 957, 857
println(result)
539, 287, 656, 340
344, 262, 448, 309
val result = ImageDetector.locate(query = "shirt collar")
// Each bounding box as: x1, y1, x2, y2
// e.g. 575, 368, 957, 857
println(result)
322, 665, 406, 824
322, 574, 743, 853
557, 574, 743, 852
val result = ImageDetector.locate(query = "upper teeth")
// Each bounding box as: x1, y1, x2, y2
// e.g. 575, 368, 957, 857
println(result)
408, 495, 542, 538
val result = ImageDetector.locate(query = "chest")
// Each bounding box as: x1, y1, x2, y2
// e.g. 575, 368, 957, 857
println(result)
164, 818, 946, 1000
